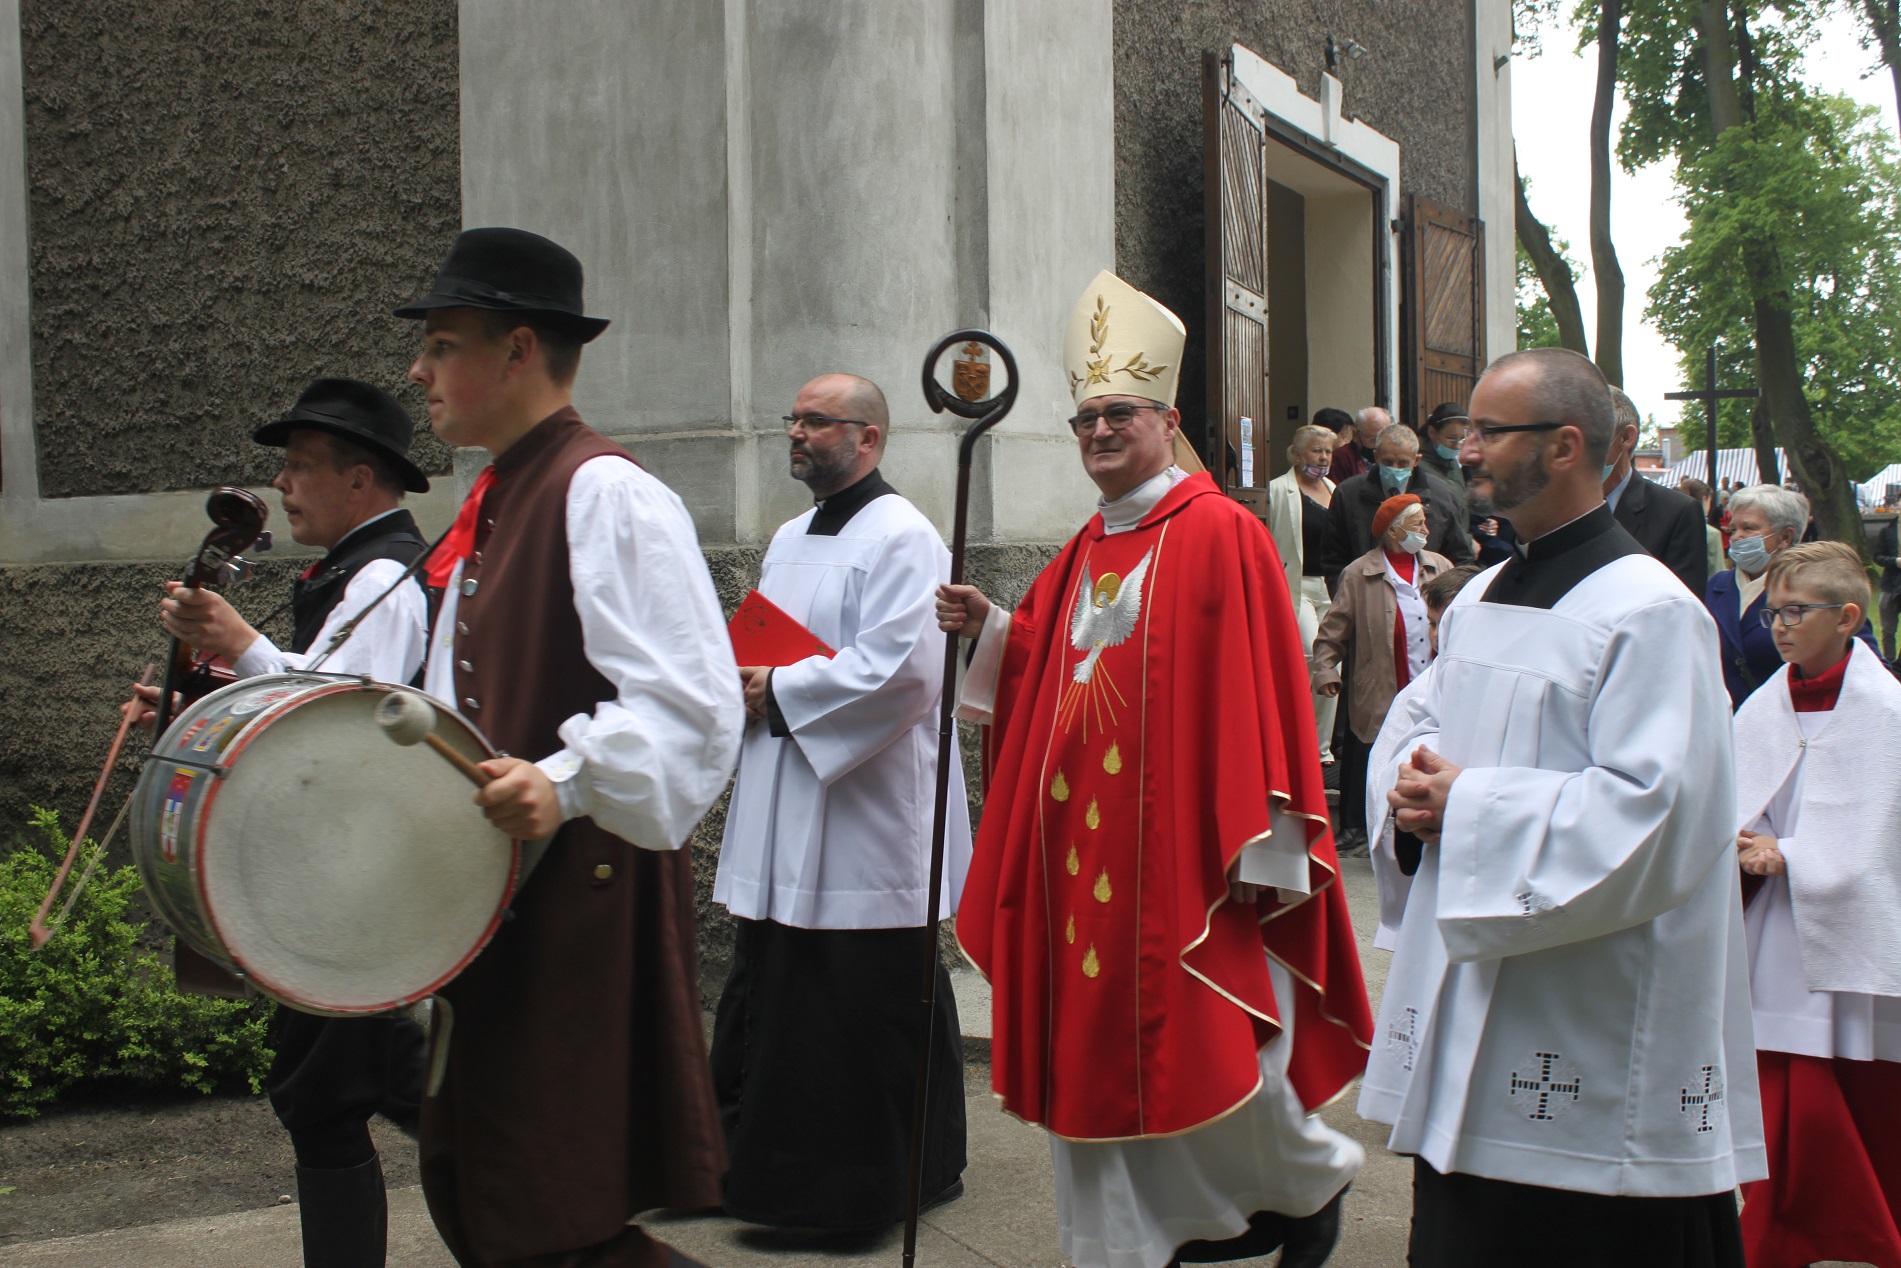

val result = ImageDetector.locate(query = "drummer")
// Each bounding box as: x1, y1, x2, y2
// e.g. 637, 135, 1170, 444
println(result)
137, 377, 434, 1266
397, 227, 742, 1267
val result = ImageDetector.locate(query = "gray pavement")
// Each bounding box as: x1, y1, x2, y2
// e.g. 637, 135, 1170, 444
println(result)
0, 860, 1417, 1267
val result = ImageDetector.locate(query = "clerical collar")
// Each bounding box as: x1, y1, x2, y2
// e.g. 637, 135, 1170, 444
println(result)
809, 467, 896, 536
1516, 503, 1615, 562
1485, 502, 1646, 610
1100, 466, 1187, 535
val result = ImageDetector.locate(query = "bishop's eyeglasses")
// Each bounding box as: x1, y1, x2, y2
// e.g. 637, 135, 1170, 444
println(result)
1758, 602, 1847, 628
1068, 402, 1168, 435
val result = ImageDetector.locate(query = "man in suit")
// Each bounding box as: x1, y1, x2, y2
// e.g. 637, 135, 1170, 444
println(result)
1321, 424, 1474, 584
1604, 387, 1708, 597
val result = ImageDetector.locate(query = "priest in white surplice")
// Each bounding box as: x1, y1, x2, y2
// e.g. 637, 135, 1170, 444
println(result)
1367, 347, 1765, 1268
711, 373, 970, 1231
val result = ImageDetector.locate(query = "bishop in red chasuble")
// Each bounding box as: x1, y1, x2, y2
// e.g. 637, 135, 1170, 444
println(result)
943, 271, 1373, 1268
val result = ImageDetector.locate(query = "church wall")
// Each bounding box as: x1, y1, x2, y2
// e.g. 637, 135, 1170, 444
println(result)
1111, 0, 1480, 441
17, 0, 461, 500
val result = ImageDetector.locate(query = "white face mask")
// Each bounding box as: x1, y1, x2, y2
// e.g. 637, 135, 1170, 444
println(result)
1400, 530, 1427, 555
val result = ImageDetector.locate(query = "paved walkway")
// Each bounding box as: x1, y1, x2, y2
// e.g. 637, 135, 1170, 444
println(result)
0, 861, 1426, 1267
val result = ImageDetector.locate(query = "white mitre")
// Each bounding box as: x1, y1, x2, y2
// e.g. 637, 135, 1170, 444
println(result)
1064, 269, 1186, 409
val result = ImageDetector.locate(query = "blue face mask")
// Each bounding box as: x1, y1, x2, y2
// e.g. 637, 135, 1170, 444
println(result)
1602, 463, 1617, 481
1378, 463, 1412, 492
1729, 534, 1773, 575
1435, 444, 1461, 463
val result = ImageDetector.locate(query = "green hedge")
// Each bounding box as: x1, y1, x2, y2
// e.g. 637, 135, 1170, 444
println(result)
0, 807, 272, 1118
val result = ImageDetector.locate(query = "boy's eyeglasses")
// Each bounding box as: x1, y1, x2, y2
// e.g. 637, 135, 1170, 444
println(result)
1758, 602, 1847, 628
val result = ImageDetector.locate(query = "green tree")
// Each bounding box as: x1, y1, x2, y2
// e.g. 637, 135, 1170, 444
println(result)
1518, 232, 1586, 349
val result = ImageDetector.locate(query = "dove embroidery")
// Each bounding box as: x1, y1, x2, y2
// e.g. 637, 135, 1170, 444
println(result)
1070, 549, 1154, 684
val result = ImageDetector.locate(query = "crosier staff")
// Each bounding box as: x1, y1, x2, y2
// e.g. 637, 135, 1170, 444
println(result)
901, 331, 1017, 1267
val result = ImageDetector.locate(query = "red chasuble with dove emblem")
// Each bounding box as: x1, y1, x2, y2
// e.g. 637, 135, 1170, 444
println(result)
957, 472, 1372, 1140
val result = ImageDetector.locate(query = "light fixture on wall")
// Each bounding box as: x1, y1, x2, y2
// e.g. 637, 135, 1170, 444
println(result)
1325, 35, 1369, 72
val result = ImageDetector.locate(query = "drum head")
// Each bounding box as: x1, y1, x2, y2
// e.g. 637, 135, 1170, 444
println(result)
198, 688, 512, 1013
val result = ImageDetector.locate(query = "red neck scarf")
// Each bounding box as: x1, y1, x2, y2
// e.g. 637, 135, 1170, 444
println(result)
1788, 650, 1850, 714
1383, 547, 1417, 585
425, 466, 497, 587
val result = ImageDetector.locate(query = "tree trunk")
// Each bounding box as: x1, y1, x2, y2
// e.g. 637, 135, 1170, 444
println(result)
1861, 0, 1901, 136
1696, 2, 1869, 556
1749, 397, 1779, 487
1514, 160, 1590, 355
1590, 0, 1626, 386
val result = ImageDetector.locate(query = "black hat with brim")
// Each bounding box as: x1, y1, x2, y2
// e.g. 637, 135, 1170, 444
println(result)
394, 226, 610, 343
253, 378, 432, 494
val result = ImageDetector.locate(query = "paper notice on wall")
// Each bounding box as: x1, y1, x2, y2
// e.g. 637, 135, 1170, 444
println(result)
1239, 416, 1255, 488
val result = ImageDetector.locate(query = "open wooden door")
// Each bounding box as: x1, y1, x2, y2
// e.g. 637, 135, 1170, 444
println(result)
1400, 194, 1485, 429
1202, 49, 1270, 526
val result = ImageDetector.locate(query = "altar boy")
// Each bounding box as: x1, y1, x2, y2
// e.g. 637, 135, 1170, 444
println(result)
1734, 540, 1901, 1268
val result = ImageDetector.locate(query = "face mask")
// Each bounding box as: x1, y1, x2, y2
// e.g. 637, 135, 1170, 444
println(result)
1301, 463, 1329, 481
1728, 534, 1773, 574
1602, 464, 1616, 481
1378, 463, 1412, 492
1435, 444, 1462, 463
1400, 530, 1427, 555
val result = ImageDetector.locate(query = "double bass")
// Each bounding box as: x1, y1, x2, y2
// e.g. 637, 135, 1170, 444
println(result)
152, 487, 271, 737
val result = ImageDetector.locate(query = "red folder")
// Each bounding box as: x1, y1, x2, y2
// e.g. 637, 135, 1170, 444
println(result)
728, 589, 835, 666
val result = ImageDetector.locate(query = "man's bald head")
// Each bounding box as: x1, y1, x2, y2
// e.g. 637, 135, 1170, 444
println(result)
1480, 347, 1615, 464
806, 373, 890, 453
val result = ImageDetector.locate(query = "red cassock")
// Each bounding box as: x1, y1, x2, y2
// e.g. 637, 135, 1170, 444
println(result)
956, 472, 1373, 1140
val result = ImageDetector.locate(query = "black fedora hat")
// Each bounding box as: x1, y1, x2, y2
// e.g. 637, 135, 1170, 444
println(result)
394, 227, 610, 343
253, 378, 431, 494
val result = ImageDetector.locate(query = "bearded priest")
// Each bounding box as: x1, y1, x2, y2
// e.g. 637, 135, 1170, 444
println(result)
937, 271, 1372, 1268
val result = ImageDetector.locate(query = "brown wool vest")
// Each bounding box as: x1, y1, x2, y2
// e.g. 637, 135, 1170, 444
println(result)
450, 407, 625, 770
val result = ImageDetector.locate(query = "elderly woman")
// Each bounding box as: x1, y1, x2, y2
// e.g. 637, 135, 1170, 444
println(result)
1268, 423, 1341, 768
1311, 494, 1452, 850
1704, 483, 1877, 707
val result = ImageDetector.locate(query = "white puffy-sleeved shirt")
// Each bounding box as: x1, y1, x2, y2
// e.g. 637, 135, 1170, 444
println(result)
715, 486, 970, 929
424, 455, 743, 852
1358, 505, 1767, 1197
231, 512, 428, 686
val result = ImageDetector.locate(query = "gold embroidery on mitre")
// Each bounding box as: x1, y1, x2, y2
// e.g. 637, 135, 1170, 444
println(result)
1066, 914, 1076, 944
1085, 799, 1101, 830
1066, 845, 1080, 876
1094, 869, 1112, 903
1103, 742, 1123, 775
1082, 944, 1101, 978
1051, 769, 1070, 802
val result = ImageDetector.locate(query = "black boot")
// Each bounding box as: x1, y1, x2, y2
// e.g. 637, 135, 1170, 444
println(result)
1278, 1184, 1347, 1268
294, 1155, 387, 1267
1172, 1210, 1287, 1262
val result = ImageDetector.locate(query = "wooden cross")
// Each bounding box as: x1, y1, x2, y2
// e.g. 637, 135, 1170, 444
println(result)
1664, 345, 1758, 520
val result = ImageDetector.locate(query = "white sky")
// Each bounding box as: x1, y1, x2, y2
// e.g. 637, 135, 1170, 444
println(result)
1511, 13, 1899, 428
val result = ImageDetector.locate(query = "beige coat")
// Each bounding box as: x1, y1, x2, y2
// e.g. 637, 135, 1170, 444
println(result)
1311, 545, 1451, 743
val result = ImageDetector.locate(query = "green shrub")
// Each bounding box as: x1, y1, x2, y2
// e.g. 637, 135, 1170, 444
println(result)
0, 807, 272, 1118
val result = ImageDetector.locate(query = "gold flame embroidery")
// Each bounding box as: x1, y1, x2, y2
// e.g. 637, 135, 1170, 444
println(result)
1051, 769, 1070, 802
1103, 742, 1122, 775
1094, 870, 1112, 903
1066, 914, 1076, 944
1082, 944, 1101, 978
1085, 799, 1100, 831
1066, 845, 1080, 876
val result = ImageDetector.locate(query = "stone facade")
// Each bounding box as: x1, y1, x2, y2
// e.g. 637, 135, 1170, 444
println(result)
19, 0, 460, 499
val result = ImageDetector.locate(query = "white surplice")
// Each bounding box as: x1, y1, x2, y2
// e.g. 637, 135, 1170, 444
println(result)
424, 454, 743, 851
1364, 670, 1433, 951
1358, 553, 1768, 1196
1735, 640, 1901, 1057
715, 492, 970, 929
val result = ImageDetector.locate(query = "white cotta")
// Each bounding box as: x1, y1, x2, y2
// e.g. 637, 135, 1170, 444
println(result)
1364, 670, 1433, 951
716, 494, 971, 929
1358, 554, 1767, 1196
1734, 639, 1901, 1000
425, 455, 744, 851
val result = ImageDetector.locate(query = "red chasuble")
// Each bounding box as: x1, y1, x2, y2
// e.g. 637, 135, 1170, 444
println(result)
957, 472, 1373, 1140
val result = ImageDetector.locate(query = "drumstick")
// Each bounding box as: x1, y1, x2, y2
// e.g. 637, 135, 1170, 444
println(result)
375, 692, 491, 787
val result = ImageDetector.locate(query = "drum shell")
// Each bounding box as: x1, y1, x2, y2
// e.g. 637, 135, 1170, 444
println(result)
132, 673, 517, 1016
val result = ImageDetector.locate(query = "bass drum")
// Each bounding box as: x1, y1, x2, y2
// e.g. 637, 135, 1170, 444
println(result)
132, 674, 518, 1017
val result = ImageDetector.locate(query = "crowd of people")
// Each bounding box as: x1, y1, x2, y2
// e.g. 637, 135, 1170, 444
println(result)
131, 228, 1901, 1268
